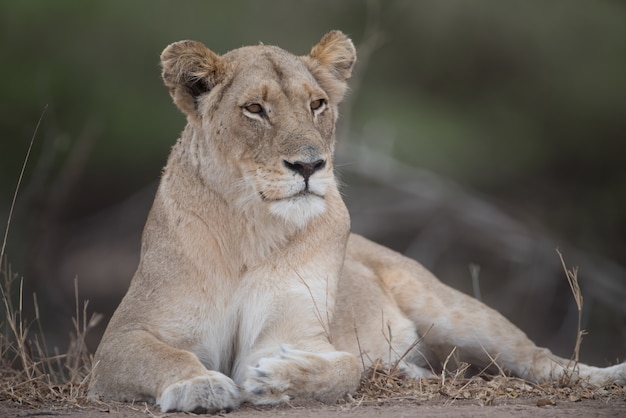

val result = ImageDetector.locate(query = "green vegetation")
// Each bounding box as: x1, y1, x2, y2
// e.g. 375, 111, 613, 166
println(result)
2, 0, 625, 262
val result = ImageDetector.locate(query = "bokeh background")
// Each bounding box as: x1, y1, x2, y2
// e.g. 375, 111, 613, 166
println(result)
1, 0, 625, 367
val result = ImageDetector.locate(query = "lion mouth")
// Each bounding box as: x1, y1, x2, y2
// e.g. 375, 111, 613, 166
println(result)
260, 189, 323, 202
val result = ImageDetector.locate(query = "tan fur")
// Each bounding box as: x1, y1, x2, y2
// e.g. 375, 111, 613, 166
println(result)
89, 31, 625, 413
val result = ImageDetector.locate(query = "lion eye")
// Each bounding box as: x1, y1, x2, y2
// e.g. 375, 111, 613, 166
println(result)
310, 99, 326, 112
244, 103, 264, 114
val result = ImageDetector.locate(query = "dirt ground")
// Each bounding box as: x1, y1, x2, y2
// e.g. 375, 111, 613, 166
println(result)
2, 390, 625, 418
1, 397, 625, 418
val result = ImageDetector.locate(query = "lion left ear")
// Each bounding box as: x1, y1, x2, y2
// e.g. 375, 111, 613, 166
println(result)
304, 30, 357, 104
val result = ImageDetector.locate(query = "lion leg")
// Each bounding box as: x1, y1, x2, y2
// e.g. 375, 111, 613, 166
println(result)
333, 257, 438, 379
90, 329, 241, 413
346, 234, 626, 386
386, 261, 626, 386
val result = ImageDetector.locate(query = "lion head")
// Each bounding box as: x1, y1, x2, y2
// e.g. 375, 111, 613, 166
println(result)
159, 31, 356, 229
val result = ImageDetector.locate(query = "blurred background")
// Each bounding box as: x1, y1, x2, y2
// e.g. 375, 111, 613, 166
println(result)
1, 0, 625, 367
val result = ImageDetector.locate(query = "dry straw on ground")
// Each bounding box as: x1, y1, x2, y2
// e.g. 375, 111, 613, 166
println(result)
351, 359, 626, 409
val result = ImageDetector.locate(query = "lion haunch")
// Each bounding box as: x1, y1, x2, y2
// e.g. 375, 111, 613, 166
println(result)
89, 30, 626, 413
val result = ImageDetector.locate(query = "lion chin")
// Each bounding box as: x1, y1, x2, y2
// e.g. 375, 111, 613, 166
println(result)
268, 192, 326, 229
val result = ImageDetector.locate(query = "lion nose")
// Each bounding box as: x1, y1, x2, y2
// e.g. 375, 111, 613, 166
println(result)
283, 159, 326, 180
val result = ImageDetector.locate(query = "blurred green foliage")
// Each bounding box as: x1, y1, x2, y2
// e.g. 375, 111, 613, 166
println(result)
1, 0, 625, 263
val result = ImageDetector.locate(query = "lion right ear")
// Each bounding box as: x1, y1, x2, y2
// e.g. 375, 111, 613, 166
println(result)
160, 40, 224, 119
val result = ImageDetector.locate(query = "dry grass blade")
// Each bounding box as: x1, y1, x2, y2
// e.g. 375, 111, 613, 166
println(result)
474, 337, 506, 378
556, 248, 586, 373
351, 311, 368, 373
294, 270, 332, 342
1, 105, 47, 264
392, 324, 435, 374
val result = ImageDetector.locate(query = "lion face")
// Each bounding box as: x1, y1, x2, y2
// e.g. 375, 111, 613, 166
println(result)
210, 47, 338, 228
160, 33, 356, 229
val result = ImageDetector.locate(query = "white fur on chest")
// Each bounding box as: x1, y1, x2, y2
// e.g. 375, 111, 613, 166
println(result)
189, 260, 338, 384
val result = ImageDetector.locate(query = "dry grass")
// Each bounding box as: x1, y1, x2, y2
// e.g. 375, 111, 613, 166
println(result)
0, 237, 100, 409
352, 361, 626, 408
0, 109, 100, 409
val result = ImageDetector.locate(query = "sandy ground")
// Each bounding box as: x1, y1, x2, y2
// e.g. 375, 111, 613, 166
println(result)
2, 395, 625, 418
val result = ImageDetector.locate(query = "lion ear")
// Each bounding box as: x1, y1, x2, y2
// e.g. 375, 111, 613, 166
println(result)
304, 31, 357, 104
160, 40, 224, 118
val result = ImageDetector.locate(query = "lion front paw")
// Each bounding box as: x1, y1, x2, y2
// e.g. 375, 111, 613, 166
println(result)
243, 348, 295, 405
243, 345, 360, 405
158, 372, 241, 413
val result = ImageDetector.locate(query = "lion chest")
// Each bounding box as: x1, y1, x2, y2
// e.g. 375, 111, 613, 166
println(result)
183, 274, 273, 377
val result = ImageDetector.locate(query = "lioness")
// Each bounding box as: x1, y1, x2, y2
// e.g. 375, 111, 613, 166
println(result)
89, 31, 626, 413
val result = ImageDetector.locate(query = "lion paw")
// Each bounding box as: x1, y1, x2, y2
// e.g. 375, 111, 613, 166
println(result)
243, 347, 297, 405
158, 372, 241, 413
243, 345, 358, 405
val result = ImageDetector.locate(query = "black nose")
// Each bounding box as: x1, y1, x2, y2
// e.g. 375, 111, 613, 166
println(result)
283, 159, 326, 180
